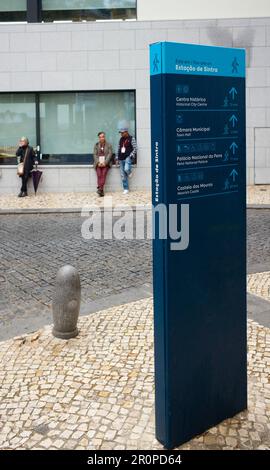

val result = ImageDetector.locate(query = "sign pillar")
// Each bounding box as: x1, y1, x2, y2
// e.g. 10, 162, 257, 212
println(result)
150, 42, 247, 448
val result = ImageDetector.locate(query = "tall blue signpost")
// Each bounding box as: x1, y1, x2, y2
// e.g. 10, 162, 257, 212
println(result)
150, 42, 247, 448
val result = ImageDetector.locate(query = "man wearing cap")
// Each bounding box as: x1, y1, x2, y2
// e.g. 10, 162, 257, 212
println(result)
116, 128, 137, 195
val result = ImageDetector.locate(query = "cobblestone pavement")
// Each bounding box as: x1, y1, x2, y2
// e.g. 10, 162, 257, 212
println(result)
0, 213, 152, 340
247, 185, 270, 205
0, 209, 270, 340
0, 193, 269, 450
0, 191, 151, 210
247, 209, 270, 274
0, 185, 269, 210
0, 298, 269, 451
248, 272, 270, 302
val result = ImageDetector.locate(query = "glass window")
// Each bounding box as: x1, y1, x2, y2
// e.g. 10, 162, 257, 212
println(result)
42, 0, 136, 22
0, 94, 36, 165
39, 91, 135, 164
0, 0, 27, 22
0, 91, 135, 165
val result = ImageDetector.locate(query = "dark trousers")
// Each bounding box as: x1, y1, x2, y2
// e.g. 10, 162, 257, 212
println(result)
20, 174, 29, 193
96, 166, 109, 190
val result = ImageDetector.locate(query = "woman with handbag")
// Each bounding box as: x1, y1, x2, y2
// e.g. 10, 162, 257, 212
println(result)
16, 137, 38, 197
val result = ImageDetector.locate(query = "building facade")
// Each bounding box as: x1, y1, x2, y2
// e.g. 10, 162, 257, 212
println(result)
0, 1, 270, 194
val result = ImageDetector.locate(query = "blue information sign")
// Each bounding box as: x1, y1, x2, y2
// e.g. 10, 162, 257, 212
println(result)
150, 42, 247, 448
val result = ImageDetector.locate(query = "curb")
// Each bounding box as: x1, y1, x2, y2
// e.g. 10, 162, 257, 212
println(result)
0, 204, 153, 215
0, 204, 269, 215
247, 204, 270, 209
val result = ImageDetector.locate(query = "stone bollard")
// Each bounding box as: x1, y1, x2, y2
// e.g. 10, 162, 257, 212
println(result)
52, 265, 81, 339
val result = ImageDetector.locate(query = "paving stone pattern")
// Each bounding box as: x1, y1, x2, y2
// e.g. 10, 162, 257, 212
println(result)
0, 209, 270, 339
0, 298, 269, 450
0, 213, 152, 339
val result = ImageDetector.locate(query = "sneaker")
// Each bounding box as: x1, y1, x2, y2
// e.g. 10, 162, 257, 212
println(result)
123, 189, 129, 195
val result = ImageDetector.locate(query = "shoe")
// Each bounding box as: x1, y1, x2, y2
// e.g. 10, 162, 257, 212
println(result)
97, 188, 102, 196
24, 192, 28, 197
100, 189, 104, 197
123, 189, 129, 195
21, 192, 27, 198
18, 191, 23, 197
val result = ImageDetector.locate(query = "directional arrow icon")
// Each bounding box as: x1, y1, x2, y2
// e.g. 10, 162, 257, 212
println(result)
229, 87, 238, 100
230, 169, 238, 182
229, 114, 238, 127
230, 142, 238, 154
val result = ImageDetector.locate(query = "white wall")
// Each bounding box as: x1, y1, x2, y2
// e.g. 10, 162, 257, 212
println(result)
1, 17, 270, 192
137, 0, 270, 21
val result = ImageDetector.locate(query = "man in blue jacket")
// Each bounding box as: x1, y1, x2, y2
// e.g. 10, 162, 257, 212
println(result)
116, 127, 137, 195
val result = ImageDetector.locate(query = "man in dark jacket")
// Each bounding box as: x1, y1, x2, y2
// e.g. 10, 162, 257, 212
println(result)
16, 137, 38, 197
116, 127, 137, 194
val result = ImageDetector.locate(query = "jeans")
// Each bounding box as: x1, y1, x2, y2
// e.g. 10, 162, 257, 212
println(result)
119, 157, 132, 190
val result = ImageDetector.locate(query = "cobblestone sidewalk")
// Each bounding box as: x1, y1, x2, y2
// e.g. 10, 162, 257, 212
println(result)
248, 272, 270, 302
0, 185, 269, 210
0, 297, 269, 451
0, 191, 151, 210
247, 185, 270, 205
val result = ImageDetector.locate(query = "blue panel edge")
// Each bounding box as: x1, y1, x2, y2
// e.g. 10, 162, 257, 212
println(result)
150, 42, 245, 78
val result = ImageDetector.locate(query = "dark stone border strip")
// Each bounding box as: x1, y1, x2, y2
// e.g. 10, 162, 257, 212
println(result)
0, 284, 153, 342
248, 263, 270, 275
247, 204, 270, 209
247, 293, 270, 328
1, 287, 268, 342
0, 205, 152, 215
0, 204, 269, 215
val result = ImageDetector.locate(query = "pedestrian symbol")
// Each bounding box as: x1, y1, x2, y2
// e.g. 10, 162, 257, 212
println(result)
224, 178, 230, 190
153, 54, 160, 73
232, 57, 239, 74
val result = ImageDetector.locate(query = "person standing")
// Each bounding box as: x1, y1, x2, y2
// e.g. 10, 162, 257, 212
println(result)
116, 127, 137, 195
93, 131, 113, 197
16, 137, 38, 197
